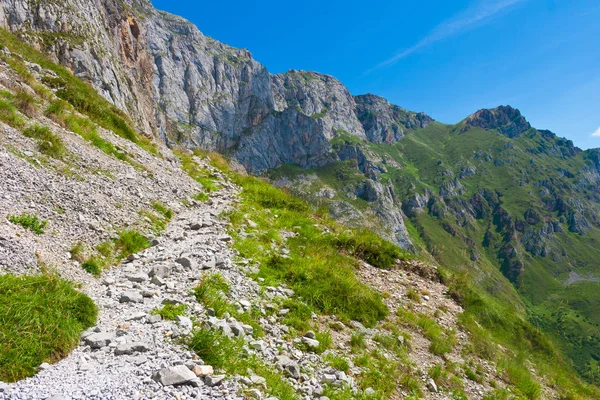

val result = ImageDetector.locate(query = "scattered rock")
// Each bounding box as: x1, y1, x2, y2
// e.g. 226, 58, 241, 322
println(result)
84, 332, 113, 349
120, 291, 143, 304
191, 365, 214, 377
427, 378, 438, 393
152, 365, 198, 386
204, 374, 225, 387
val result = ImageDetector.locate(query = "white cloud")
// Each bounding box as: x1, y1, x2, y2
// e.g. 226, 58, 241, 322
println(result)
367, 0, 527, 73
592, 127, 600, 137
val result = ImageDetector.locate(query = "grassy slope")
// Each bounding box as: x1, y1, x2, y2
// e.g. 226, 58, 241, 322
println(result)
268, 122, 600, 396
382, 123, 600, 384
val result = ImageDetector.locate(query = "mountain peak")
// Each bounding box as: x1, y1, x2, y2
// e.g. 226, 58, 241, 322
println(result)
463, 105, 531, 138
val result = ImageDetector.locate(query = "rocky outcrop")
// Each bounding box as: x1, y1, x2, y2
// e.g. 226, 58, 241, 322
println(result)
354, 94, 432, 144
462, 106, 530, 138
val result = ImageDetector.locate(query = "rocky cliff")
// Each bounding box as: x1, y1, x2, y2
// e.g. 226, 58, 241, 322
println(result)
0, 0, 432, 175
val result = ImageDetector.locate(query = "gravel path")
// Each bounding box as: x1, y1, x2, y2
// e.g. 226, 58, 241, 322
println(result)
0, 184, 245, 400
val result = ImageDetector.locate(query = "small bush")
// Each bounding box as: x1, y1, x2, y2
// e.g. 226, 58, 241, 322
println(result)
152, 303, 187, 320
23, 124, 65, 159
7, 213, 47, 234
0, 274, 97, 382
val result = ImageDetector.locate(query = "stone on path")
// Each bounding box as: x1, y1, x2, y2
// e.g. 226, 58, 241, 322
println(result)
152, 365, 197, 386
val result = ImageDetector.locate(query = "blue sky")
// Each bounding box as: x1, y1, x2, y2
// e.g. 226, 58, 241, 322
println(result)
151, 0, 600, 149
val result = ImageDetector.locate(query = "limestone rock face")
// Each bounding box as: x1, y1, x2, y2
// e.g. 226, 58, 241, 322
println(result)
355, 94, 432, 143
0, 0, 430, 175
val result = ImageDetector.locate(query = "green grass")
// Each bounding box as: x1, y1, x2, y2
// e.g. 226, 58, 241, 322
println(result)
80, 229, 151, 275
228, 173, 394, 327
69, 242, 86, 263
0, 274, 97, 382
114, 230, 151, 259
405, 288, 421, 303
188, 327, 297, 399
23, 124, 65, 159
7, 213, 47, 234
353, 350, 421, 398
81, 257, 102, 276
315, 331, 333, 354
152, 303, 187, 321
279, 298, 313, 333
498, 357, 542, 400
0, 98, 24, 129
174, 149, 220, 191
13, 90, 37, 117
194, 273, 264, 337
151, 201, 173, 220
396, 308, 456, 356
350, 332, 367, 349
324, 354, 350, 373
45, 102, 145, 168
192, 192, 210, 202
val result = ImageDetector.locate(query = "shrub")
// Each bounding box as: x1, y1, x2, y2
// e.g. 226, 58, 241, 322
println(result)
0, 274, 97, 382
7, 213, 47, 234
23, 124, 65, 159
